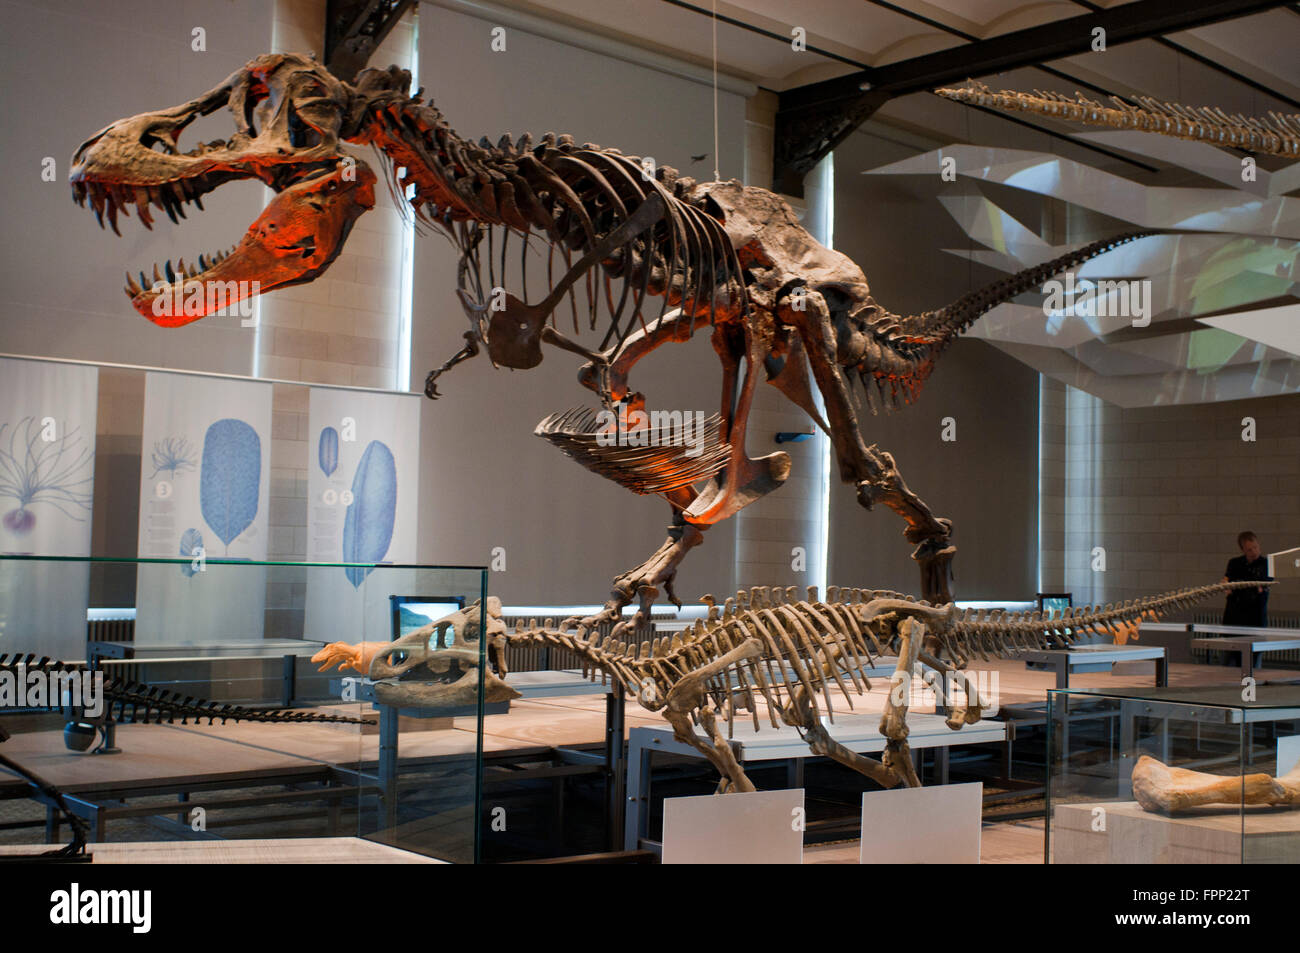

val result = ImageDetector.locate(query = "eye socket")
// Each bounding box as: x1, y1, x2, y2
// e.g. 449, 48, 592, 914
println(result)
287, 108, 322, 149
426, 626, 455, 650
390, 650, 408, 665
141, 133, 178, 156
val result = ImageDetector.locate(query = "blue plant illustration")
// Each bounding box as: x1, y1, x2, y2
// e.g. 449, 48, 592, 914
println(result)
149, 436, 197, 479
180, 527, 204, 578
342, 440, 397, 588
318, 426, 339, 478
199, 418, 261, 555
0, 416, 93, 536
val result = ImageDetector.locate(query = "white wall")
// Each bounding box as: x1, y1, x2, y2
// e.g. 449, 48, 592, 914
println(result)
0, 0, 274, 374
0, 0, 758, 614
830, 123, 1040, 600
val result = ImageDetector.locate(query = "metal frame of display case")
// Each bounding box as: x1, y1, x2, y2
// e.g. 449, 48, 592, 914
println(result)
0, 555, 490, 863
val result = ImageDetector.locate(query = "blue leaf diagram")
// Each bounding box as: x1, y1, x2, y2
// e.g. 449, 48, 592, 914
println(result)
342, 440, 396, 588
318, 426, 339, 478
200, 418, 261, 554
180, 527, 204, 578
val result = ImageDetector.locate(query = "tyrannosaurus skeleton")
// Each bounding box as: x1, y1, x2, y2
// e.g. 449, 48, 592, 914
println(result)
71, 53, 1153, 620
316, 582, 1262, 794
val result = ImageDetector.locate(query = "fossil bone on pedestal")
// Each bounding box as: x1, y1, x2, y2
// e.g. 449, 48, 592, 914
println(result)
1131, 755, 1290, 814
1277, 762, 1300, 805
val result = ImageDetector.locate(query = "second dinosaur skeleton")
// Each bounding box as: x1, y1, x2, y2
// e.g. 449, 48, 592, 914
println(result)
315, 581, 1263, 794
935, 80, 1300, 158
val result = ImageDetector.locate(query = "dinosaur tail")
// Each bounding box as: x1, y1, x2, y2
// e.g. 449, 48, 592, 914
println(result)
915, 229, 1154, 351
0, 655, 365, 726
935, 81, 1300, 160
942, 581, 1271, 662
855, 229, 1152, 413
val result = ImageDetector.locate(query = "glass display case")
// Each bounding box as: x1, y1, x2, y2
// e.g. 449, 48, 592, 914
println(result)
1046, 685, 1300, 864
0, 555, 489, 863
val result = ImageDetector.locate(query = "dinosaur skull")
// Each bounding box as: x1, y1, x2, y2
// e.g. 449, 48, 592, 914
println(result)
368, 599, 519, 708
70, 52, 377, 325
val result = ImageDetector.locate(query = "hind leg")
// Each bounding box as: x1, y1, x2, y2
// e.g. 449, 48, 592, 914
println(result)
879, 617, 925, 788
664, 709, 756, 794
571, 321, 789, 628
790, 290, 956, 604
781, 684, 904, 789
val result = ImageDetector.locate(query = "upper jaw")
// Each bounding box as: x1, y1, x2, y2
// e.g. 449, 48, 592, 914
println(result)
70, 123, 345, 234
68, 55, 351, 230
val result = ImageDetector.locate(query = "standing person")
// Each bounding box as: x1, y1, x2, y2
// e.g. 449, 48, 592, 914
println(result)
1222, 531, 1272, 627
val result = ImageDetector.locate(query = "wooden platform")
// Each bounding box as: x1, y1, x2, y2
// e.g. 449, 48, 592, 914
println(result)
0, 837, 441, 864
805, 819, 1045, 864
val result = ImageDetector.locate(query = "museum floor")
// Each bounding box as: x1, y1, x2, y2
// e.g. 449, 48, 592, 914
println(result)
1, 655, 1292, 862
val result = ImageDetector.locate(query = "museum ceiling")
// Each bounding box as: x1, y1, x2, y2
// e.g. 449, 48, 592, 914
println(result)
465, 0, 1300, 405
483, 0, 1300, 102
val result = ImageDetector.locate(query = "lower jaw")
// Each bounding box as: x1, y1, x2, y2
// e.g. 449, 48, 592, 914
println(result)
372, 676, 477, 709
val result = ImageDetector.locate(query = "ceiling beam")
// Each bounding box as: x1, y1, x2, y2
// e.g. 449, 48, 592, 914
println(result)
324, 0, 416, 81
774, 0, 1291, 195
1071, 0, 1300, 112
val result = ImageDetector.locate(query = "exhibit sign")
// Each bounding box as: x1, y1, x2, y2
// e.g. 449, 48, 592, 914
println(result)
134, 371, 272, 645
860, 781, 983, 864
304, 387, 422, 645
0, 357, 98, 658
662, 788, 805, 864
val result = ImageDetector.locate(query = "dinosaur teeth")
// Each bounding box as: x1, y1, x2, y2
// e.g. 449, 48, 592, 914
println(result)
89, 184, 106, 228
105, 190, 122, 235
160, 191, 180, 224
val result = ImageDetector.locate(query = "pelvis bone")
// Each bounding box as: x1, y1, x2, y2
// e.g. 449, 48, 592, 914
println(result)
1131, 755, 1300, 814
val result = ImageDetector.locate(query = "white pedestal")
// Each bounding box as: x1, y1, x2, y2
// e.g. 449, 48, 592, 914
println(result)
1053, 801, 1300, 864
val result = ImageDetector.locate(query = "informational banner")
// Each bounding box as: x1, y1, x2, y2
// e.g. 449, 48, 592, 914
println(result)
0, 357, 98, 658
134, 372, 272, 646
304, 388, 421, 645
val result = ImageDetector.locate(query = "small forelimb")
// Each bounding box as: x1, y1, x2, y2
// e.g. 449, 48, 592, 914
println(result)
424, 330, 481, 399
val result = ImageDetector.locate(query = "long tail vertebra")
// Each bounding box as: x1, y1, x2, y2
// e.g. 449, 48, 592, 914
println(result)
0, 655, 364, 726
935, 80, 1300, 159
858, 229, 1152, 412
916, 230, 1153, 348
941, 581, 1270, 664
